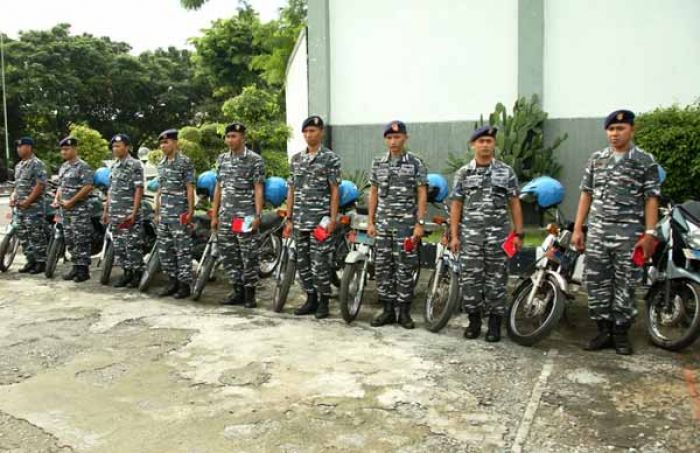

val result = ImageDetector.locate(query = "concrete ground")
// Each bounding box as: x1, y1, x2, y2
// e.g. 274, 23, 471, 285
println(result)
0, 199, 699, 452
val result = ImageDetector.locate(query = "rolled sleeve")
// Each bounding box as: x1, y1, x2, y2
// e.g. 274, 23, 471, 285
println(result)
133, 162, 145, 188
579, 158, 594, 193
415, 158, 428, 186
507, 168, 519, 198
254, 157, 266, 184
369, 161, 379, 186
643, 161, 661, 199
81, 166, 95, 186
215, 155, 224, 182
327, 154, 341, 185
35, 162, 48, 185
183, 160, 195, 184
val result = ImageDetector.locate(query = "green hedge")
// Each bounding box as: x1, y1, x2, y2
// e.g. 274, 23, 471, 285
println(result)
635, 103, 700, 203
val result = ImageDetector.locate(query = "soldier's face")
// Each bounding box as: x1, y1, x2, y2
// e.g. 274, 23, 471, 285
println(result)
384, 133, 407, 153
606, 124, 634, 149
225, 132, 244, 150
60, 146, 76, 161
17, 144, 32, 159
472, 136, 495, 159
112, 142, 128, 159
160, 138, 176, 155
303, 126, 323, 147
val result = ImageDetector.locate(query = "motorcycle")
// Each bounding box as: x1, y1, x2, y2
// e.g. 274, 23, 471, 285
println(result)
337, 209, 423, 324
422, 208, 461, 332
506, 176, 580, 346
644, 199, 700, 351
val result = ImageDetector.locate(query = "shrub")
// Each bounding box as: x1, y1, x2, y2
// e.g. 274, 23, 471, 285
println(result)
68, 123, 110, 169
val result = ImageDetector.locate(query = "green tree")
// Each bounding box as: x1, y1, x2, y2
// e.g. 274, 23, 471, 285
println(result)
68, 124, 110, 170
635, 103, 700, 203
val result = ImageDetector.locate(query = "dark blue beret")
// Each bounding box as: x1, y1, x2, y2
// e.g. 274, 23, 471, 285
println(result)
470, 126, 498, 142
158, 129, 178, 141
17, 137, 34, 147
110, 134, 130, 146
383, 120, 407, 137
225, 122, 246, 135
604, 109, 635, 129
302, 115, 324, 131
59, 137, 78, 147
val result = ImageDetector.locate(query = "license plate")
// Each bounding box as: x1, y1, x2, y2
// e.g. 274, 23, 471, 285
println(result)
355, 232, 374, 245
683, 249, 700, 260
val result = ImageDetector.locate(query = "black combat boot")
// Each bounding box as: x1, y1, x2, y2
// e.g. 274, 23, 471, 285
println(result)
174, 281, 191, 299
485, 315, 502, 342
29, 262, 45, 275
398, 303, 415, 329
73, 265, 90, 283
222, 285, 245, 305
315, 294, 330, 319
158, 276, 179, 297
244, 286, 257, 308
127, 270, 142, 288
112, 270, 132, 288
63, 265, 78, 281
18, 260, 36, 273
294, 292, 318, 316
612, 322, 633, 355
464, 313, 482, 339
371, 299, 396, 327
584, 320, 613, 351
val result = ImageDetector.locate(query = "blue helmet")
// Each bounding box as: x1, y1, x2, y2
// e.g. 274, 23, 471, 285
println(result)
93, 167, 111, 189
147, 177, 160, 192
427, 173, 449, 203
658, 165, 666, 185
264, 177, 288, 207
197, 170, 217, 198
339, 180, 360, 208
521, 176, 565, 209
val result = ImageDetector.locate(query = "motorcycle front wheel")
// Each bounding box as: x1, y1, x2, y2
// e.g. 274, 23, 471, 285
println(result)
507, 274, 565, 346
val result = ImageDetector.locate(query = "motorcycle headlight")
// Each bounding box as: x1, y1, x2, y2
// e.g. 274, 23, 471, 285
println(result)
688, 230, 700, 251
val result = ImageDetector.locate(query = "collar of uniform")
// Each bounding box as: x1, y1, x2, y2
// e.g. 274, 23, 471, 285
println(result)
165, 151, 182, 164
381, 151, 408, 163
228, 147, 249, 158
467, 158, 495, 170
604, 144, 637, 160
303, 145, 326, 162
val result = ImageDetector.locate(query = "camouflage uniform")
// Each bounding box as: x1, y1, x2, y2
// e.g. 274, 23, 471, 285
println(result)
14, 155, 48, 264
452, 159, 519, 316
58, 159, 95, 267
580, 146, 660, 323
288, 146, 341, 297
157, 152, 195, 284
370, 152, 428, 307
215, 147, 265, 288
108, 155, 145, 272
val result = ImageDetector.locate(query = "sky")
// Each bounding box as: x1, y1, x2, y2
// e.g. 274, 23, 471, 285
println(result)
0, 0, 287, 54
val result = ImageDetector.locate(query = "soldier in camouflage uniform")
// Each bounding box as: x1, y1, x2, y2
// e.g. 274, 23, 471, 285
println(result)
102, 134, 145, 288
285, 115, 341, 319
53, 137, 95, 282
210, 122, 266, 308
368, 121, 428, 329
155, 129, 195, 299
572, 110, 660, 355
10, 137, 48, 274
450, 126, 523, 342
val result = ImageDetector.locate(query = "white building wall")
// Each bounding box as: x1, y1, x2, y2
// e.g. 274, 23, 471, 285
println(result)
543, 0, 700, 118
328, 0, 519, 125
285, 30, 309, 156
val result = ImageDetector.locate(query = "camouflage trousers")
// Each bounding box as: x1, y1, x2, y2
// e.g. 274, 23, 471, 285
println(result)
64, 209, 93, 266
294, 229, 333, 296
157, 223, 193, 284
218, 226, 259, 287
375, 230, 419, 307
111, 223, 144, 272
459, 236, 509, 316
16, 209, 47, 264
584, 221, 642, 323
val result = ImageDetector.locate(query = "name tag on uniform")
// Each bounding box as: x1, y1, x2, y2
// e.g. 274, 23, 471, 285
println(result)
399, 164, 414, 176
465, 174, 481, 187
376, 168, 389, 178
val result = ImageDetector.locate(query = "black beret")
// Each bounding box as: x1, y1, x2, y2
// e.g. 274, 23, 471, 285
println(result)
158, 129, 178, 141
59, 137, 78, 147
225, 122, 246, 134
383, 120, 407, 137
110, 134, 131, 146
604, 109, 635, 129
17, 137, 34, 146
470, 125, 498, 142
301, 115, 324, 131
